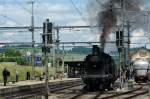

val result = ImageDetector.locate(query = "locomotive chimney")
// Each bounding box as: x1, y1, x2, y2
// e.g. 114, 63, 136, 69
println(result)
92, 45, 102, 54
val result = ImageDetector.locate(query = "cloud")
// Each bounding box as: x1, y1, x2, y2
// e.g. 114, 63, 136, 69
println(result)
0, 39, 12, 42
130, 29, 150, 48
67, 20, 87, 26
131, 29, 145, 43
5, 21, 17, 27
34, 3, 72, 14
2, 32, 16, 36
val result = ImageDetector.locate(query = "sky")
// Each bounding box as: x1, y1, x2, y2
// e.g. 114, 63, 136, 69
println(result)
0, 0, 150, 51
0, 0, 93, 43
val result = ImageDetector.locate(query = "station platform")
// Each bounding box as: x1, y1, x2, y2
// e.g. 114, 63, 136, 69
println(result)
0, 78, 81, 98
0, 78, 80, 89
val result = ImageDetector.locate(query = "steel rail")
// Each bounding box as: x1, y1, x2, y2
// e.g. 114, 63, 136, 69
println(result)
99, 87, 142, 99
70, 91, 88, 99
1, 80, 82, 99
93, 92, 104, 99
123, 90, 148, 99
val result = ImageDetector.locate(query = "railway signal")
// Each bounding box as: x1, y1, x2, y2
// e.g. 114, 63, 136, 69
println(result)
116, 30, 123, 52
42, 19, 53, 53
42, 20, 53, 44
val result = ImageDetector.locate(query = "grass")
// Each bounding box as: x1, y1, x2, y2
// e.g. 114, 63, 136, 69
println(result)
0, 63, 56, 82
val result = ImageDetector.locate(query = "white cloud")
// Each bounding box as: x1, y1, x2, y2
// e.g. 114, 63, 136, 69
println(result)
2, 32, 16, 36
0, 40, 11, 43
131, 29, 145, 43
130, 29, 150, 48
34, 3, 73, 14
5, 21, 17, 27
0, 40, 11, 47
68, 20, 87, 26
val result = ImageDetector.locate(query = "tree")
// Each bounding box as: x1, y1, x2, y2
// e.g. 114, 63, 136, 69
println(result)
5, 49, 22, 57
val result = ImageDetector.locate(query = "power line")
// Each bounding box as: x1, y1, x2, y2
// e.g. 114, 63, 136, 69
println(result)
69, 0, 87, 22
13, 0, 31, 14
0, 0, 23, 26
0, 15, 23, 25
95, 0, 103, 5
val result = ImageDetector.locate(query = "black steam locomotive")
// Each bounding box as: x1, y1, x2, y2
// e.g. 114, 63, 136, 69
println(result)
82, 45, 117, 91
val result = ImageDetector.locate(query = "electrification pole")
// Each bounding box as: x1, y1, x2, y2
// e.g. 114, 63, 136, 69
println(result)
127, 21, 130, 69
28, 0, 35, 79
121, 0, 126, 87
56, 28, 60, 70
56, 28, 60, 52
62, 43, 65, 74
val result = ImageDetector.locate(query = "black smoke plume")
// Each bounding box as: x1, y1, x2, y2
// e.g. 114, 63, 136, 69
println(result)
92, 0, 144, 50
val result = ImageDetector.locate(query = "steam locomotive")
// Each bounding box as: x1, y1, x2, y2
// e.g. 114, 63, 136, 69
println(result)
82, 45, 117, 91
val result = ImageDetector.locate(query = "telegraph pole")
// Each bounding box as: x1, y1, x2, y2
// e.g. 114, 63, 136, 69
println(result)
28, 0, 35, 79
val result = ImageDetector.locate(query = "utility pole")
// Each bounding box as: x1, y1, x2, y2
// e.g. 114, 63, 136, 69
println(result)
28, 0, 35, 79
42, 19, 53, 99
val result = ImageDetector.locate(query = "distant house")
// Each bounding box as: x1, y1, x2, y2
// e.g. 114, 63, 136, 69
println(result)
131, 47, 150, 62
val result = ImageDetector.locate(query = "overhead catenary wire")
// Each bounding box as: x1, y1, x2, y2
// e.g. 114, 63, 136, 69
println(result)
0, 15, 23, 25
69, 0, 87, 23
13, 0, 31, 14
0, 0, 25, 26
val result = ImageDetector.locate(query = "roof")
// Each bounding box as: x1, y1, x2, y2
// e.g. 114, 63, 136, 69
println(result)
131, 48, 150, 62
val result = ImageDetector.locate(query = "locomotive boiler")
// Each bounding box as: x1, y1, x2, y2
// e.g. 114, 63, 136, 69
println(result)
82, 45, 117, 91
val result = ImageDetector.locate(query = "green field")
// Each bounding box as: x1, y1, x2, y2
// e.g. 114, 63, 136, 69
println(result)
0, 63, 56, 82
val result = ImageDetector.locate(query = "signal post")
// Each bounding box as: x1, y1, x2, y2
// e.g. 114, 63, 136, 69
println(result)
116, 30, 125, 88
42, 19, 53, 99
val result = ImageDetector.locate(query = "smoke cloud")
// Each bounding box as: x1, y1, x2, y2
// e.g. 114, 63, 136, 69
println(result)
89, 0, 144, 50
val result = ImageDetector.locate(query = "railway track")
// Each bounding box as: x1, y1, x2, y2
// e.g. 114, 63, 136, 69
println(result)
69, 91, 104, 99
6, 81, 148, 99
100, 87, 148, 99
68, 85, 148, 99
1, 80, 83, 99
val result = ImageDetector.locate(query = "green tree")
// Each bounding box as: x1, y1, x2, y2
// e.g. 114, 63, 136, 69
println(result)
5, 49, 22, 57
